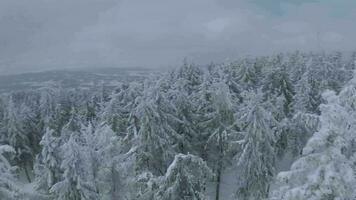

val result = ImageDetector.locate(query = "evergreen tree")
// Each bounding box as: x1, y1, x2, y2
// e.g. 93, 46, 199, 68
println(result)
0, 145, 20, 199
270, 88, 356, 200
293, 72, 322, 114
287, 51, 308, 82
37, 86, 59, 125
132, 83, 178, 176
154, 154, 213, 200
173, 61, 203, 95
34, 128, 61, 192
50, 134, 98, 200
234, 58, 258, 89
236, 90, 277, 200
102, 82, 142, 135
4, 96, 34, 182
202, 81, 236, 200
286, 112, 320, 157
263, 58, 295, 119
83, 124, 122, 200
168, 79, 199, 154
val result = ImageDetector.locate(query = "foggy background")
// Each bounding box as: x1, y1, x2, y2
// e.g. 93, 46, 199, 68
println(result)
1, 0, 356, 74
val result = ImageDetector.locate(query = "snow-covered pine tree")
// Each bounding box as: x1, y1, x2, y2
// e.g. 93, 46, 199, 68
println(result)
324, 51, 347, 92
202, 81, 236, 200
154, 154, 213, 200
287, 51, 308, 83
285, 71, 322, 157
82, 123, 122, 200
309, 52, 351, 93
50, 134, 99, 200
4, 95, 34, 182
263, 56, 295, 120
48, 97, 72, 136
120, 80, 181, 199
193, 70, 216, 157
131, 81, 178, 176
270, 86, 356, 200
173, 61, 203, 95
233, 58, 258, 89
37, 86, 59, 126
102, 82, 142, 136
286, 112, 320, 157
0, 145, 20, 199
58, 107, 83, 142
20, 99, 45, 177
235, 90, 277, 200
293, 72, 322, 115
345, 51, 356, 70
34, 128, 61, 192
167, 78, 199, 155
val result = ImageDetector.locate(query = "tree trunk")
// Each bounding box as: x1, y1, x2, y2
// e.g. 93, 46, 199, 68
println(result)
215, 129, 224, 200
111, 165, 120, 200
215, 167, 222, 200
24, 164, 32, 183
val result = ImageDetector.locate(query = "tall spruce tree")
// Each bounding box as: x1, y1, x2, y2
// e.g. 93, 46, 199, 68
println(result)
0, 145, 20, 199
154, 154, 213, 200
236, 90, 277, 200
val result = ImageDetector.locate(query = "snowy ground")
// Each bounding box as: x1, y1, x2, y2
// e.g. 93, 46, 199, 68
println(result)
207, 151, 296, 200
207, 166, 239, 200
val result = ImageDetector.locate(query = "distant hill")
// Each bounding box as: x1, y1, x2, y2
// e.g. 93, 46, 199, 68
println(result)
0, 67, 161, 93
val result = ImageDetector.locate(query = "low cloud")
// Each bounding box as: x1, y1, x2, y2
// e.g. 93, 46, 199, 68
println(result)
0, 0, 356, 74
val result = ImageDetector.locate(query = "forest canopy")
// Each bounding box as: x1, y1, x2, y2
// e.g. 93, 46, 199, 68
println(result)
1, 51, 356, 200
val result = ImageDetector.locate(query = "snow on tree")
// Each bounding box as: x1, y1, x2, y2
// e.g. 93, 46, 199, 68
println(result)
200, 81, 237, 200
50, 134, 99, 200
191, 71, 217, 156
270, 87, 356, 200
345, 51, 356, 70
3, 95, 35, 182
286, 71, 322, 157
130, 82, 179, 176
37, 86, 59, 125
0, 145, 20, 199
233, 58, 258, 89
34, 128, 61, 192
173, 61, 203, 95
129, 171, 158, 200
235, 90, 277, 200
293, 72, 322, 115
59, 108, 83, 142
20, 98, 45, 172
48, 95, 73, 136
102, 82, 142, 135
119, 79, 185, 199
287, 51, 308, 82
309, 52, 351, 92
81, 123, 123, 200
263, 56, 295, 119
167, 78, 199, 155
324, 51, 350, 91
154, 154, 213, 200
286, 112, 320, 157
1, 51, 356, 200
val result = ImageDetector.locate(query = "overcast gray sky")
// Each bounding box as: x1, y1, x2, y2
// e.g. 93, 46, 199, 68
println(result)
1, 0, 356, 74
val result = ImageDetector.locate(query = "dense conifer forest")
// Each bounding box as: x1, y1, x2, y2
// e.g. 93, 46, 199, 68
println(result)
1, 51, 356, 199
